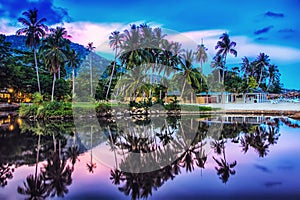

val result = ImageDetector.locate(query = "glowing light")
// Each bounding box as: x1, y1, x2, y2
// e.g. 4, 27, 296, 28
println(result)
8, 124, 14, 131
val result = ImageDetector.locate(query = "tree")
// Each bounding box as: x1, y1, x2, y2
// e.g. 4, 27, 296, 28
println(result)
106, 31, 124, 99
86, 42, 96, 97
254, 53, 270, 86
267, 64, 280, 91
40, 27, 69, 102
210, 54, 224, 84
16, 8, 48, 94
214, 33, 237, 84
66, 47, 81, 98
195, 40, 208, 73
179, 49, 201, 100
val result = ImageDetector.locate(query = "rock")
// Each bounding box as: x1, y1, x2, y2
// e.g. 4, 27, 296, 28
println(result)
291, 112, 300, 119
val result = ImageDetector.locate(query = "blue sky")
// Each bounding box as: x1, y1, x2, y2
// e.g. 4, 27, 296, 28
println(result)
1, 0, 300, 89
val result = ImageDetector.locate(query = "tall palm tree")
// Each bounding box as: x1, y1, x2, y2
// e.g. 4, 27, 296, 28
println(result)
106, 31, 124, 99
17, 174, 49, 199
210, 54, 225, 83
241, 56, 252, 83
40, 27, 69, 102
86, 42, 96, 97
255, 53, 270, 86
214, 33, 237, 84
267, 64, 280, 91
195, 40, 208, 73
179, 49, 202, 100
66, 47, 81, 98
16, 8, 48, 94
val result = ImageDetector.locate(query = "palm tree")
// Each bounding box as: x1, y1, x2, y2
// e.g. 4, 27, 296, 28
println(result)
66, 47, 81, 98
40, 27, 69, 102
255, 53, 270, 86
87, 126, 97, 173
179, 49, 201, 100
210, 54, 224, 83
16, 8, 48, 94
195, 39, 208, 73
106, 31, 124, 100
214, 33, 237, 84
241, 56, 252, 83
17, 174, 48, 200
42, 152, 73, 198
267, 64, 279, 91
86, 42, 96, 97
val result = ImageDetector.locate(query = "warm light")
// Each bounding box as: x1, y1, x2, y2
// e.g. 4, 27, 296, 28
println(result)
8, 88, 14, 93
17, 118, 22, 126
8, 124, 14, 131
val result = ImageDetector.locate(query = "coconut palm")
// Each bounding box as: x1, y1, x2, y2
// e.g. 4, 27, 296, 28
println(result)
66, 47, 81, 98
178, 49, 202, 100
40, 27, 69, 102
86, 42, 96, 97
241, 56, 252, 83
210, 54, 225, 83
106, 31, 124, 99
214, 33, 237, 84
17, 174, 48, 200
42, 152, 73, 198
195, 40, 208, 73
267, 64, 280, 91
16, 8, 48, 94
254, 53, 270, 86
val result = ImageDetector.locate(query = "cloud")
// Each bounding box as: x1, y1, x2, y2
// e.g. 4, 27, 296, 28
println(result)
278, 28, 295, 33
254, 26, 274, 35
265, 11, 284, 18
0, 0, 70, 25
61, 22, 128, 54
255, 37, 268, 41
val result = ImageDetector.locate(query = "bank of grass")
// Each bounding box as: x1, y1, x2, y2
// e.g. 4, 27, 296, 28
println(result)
180, 104, 221, 112
19, 101, 217, 120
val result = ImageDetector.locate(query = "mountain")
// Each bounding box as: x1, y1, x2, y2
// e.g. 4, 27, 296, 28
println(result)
4, 35, 111, 76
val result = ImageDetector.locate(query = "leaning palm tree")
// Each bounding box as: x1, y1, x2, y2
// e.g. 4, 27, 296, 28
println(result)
40, 27, 69, 102
214, 33, 237, 84
16, 8, 48, 94
178, 49, 202, 100
241, 56, 252, 83
255, 53, 270, 86
86, 42, 96, 97
266, 64, 280, 91
195, 40, 208, 73
66, 47, 81, 98
106, 31, 124, 100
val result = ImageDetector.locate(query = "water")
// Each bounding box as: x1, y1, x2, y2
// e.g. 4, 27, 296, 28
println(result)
0, 114, 300, 199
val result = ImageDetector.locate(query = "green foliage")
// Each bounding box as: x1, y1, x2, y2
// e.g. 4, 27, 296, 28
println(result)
32, 92, 44, 104
248, 76, 258, 92
19, 101, 73, 119
95, 102, 111, 113
164, 96, 181, 111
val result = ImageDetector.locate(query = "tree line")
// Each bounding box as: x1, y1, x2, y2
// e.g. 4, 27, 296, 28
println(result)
0, 8, 283, 104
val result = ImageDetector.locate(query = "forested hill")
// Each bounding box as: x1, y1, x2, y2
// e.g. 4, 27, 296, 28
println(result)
4, 35, 104, 62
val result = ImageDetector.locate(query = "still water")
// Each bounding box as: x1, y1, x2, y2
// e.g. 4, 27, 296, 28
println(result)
0, 114, 300, 200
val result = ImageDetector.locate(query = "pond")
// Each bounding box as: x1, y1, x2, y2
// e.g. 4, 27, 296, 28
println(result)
0, 114, 300, 199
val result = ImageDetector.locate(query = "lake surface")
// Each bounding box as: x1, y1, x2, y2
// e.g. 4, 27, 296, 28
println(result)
0, 114, 300, 200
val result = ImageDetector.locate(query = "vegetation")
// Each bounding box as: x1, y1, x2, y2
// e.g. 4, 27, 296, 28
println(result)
0, 8, 284, 117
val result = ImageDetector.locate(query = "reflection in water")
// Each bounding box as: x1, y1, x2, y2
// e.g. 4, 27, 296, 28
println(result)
0, 115, 299, 199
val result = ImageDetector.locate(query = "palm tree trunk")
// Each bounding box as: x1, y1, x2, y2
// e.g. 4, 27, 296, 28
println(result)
258, 66, 263, 86
180, 79, 187, 102
58, 67, 61, 79
90, 54, 93, 97
35, 134, 41, 187
106, 48, 117, 100
33, 48, 41, 94
51, 73, 56, 102
72, 68, 75, 99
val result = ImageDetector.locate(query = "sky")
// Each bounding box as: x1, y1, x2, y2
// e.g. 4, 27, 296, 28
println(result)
1, 0, 300, 89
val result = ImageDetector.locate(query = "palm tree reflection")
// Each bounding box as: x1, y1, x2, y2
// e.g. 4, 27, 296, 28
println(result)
41, 152, 73, 198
